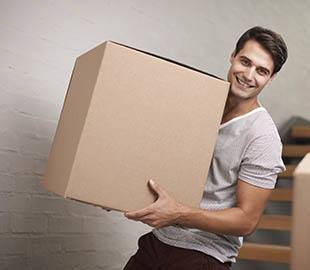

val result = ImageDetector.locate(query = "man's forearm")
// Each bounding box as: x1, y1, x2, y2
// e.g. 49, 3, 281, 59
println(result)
176, 205, 257, 236
125, 179, 267, 234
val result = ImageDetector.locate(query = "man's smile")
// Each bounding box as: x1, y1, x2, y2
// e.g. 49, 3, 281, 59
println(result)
236, 76, 255, 89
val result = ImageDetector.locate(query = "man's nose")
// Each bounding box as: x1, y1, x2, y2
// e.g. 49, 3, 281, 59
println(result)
244, 68, 255, 82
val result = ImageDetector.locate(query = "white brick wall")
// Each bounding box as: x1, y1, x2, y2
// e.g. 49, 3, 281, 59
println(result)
1, 0, 309, 269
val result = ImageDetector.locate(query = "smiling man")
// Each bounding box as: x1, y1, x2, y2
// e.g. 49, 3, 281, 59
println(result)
123, 26, 288, 270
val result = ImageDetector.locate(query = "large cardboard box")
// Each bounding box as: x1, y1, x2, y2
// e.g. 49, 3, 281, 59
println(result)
43, 41, 229, 212
291, 153, 310, 269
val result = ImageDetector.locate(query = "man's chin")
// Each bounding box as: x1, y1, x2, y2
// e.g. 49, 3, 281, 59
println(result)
229, 88, 252, 100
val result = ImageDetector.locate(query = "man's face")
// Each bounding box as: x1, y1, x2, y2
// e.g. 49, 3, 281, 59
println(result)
227, 40, 275, 100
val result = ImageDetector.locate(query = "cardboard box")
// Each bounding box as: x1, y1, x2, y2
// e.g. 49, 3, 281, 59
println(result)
291, 153, 310, 269
43, 41, 229, 212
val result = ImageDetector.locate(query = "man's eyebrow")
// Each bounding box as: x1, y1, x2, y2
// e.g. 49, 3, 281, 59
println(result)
240, 55, 251, 61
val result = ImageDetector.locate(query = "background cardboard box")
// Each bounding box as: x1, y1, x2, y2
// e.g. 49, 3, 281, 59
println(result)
291, 153, 310, 269
43, 41, 229, 212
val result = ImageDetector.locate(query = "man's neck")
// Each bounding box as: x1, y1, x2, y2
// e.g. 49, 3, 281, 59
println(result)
221, 94, 260, 124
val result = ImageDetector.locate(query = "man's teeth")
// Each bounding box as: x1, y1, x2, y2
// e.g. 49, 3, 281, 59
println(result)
237, 77, 252, 87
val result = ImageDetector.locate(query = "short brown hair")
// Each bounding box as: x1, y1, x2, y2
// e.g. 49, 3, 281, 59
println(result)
234, 26, 288, 75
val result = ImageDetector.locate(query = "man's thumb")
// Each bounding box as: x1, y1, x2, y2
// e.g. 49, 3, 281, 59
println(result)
148, 179, 164, 197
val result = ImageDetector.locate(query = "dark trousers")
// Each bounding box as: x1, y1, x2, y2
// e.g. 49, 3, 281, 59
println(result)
123, 232, 231, 270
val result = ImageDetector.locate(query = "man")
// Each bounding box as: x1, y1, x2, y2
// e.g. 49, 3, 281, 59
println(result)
123, 26, 288, 269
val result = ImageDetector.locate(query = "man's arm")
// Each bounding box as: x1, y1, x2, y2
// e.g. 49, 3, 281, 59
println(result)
125, 179, 272, 236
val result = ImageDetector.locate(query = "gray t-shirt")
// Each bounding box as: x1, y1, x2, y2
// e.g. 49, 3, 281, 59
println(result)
153, 107, 285, 263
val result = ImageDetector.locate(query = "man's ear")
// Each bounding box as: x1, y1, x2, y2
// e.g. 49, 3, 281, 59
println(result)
230, 51, 236, 64
270, 73, 277, 81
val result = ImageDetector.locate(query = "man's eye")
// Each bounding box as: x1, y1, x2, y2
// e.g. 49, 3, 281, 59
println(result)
257, 69, 268, 76
240, 59, 250, 66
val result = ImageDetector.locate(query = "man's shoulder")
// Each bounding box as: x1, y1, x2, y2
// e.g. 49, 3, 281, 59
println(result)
219, 107, 282, 144
246, 108, 281, 141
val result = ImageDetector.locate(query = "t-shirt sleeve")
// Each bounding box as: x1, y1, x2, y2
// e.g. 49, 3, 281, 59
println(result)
238, 133, 286, 189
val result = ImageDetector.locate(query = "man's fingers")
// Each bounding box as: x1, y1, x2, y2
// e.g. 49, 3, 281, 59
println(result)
148, 179, 167, 197
129, 214, 159, 228
125, 207, 152, 219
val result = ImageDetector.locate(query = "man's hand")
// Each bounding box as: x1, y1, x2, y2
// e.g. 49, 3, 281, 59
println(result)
124, 179, 185, 228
